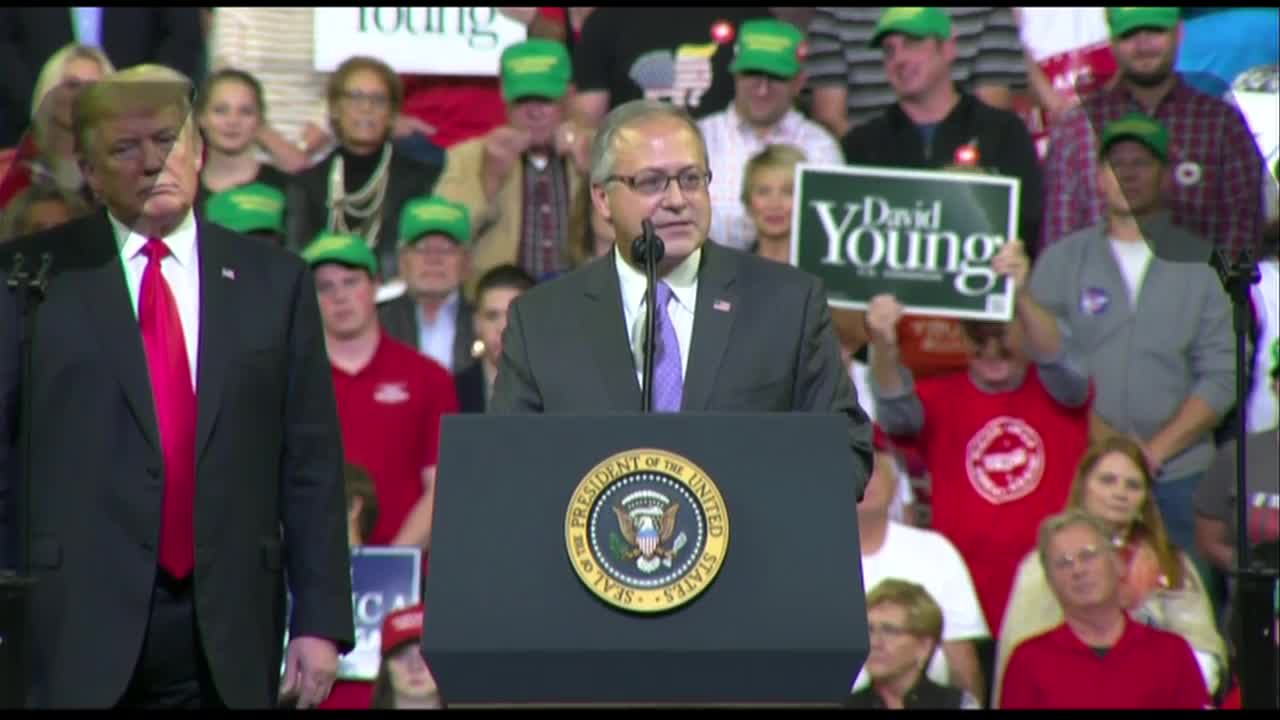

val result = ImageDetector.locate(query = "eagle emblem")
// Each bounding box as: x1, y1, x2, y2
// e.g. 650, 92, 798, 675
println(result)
612, 490, 688, 574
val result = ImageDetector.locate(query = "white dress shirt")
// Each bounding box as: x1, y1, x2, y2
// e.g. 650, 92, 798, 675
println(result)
615, 246, 700, 388
699, 107, 845, 251
111, 210, 201, 390
415, 291, 459, 372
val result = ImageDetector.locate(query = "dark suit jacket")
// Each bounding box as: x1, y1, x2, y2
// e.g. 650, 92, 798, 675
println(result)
454, 360, 488, 414
286, 148, 444, 282
0, 212, 354, 708
0, 267, 17, 571
0, 7, 206, 147
490, 242, 874, 491
377, 293, 476, 375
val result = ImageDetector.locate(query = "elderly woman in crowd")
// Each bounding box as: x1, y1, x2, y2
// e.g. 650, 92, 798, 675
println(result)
741, 143, 805, 264
845, 579, 981, 709
195, 68, 293, 212
994, 435, 1226, 705
0, 183, 92, 242
0, 43, 113, 210
287, 56, 444, 283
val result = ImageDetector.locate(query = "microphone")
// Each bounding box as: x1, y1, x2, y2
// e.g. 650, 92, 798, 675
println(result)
635, 219, 666, 413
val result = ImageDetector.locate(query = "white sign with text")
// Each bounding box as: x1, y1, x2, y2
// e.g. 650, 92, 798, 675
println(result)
313, 7, 528, 76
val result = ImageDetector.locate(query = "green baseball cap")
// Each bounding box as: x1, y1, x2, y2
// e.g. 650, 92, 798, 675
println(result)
398, 195, 471, 248
500, 39, 571, 103
871, 7, 952, 48
204, 182, 285, 235
1107, 7, 1180, 38
301, 232, 378, 276
1270, 338, 1279, 379
729, 19, 806, 79
1100, 112, 1170, 162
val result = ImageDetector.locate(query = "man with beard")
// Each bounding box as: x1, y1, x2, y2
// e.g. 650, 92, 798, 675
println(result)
1041, 7, 1264, 257
435, 39, 589, 285
696, 19, 843, 251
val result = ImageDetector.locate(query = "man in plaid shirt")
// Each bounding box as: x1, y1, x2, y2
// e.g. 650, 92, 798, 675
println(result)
1042, 7, 1264, 258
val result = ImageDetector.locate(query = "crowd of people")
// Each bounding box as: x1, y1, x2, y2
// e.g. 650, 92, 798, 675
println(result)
0, 5, 1277, 711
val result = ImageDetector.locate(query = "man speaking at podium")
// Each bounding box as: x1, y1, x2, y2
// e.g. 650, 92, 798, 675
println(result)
490, 99, 873, 491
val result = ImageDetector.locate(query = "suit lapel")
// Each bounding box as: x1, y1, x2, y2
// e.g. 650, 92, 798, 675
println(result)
73, 214, 161, 453
682, 244, 738, 411
193, 223, 238, 462
582, 253, 641, 410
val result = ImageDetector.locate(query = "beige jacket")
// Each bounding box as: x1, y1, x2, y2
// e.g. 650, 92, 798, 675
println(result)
992, 548, 1226, 707
435, 137, 583, 297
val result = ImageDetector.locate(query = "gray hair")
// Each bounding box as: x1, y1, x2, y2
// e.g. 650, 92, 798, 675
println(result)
1036, 508, 1113, 572
588, 99, 708, 185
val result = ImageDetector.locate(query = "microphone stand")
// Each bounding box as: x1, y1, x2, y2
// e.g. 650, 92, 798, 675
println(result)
1210, 247, 1278, 710
632, 220, 665, 413
0, 251, 51, 709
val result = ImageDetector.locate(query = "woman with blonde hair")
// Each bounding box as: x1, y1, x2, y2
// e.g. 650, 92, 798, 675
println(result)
741, 143, 806, 264
0, 43, 113, 209
993, 434, 1226, 706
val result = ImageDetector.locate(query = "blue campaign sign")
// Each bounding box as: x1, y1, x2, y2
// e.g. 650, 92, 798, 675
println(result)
282, 546, 423, 681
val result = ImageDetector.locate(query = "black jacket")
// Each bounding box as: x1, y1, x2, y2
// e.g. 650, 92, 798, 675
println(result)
841, 90, 1044, 259
844, 675, 972, 710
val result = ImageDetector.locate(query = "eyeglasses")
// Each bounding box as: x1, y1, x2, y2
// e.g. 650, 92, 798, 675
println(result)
867, 622, 913, 640
604, 167, 712, 196
340, 90, 391, 109
1050, 544, 1103, 572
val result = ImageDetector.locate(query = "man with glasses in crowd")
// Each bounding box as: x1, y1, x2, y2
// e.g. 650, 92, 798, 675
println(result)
489, 99, 873, 496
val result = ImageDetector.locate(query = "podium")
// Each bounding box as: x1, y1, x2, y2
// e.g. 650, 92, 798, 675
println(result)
422, 413, 869, 707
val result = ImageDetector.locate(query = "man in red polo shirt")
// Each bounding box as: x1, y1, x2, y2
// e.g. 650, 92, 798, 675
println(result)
303, 231, 459, 552
301, 231, 458, 709
1000, 509, 1212, 709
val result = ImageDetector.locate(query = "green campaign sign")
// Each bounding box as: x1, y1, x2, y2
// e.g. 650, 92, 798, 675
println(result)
791, 163, 1020, 321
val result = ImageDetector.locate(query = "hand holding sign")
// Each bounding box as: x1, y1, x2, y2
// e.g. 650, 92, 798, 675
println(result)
865, 293, 905, 349
991, 238, 1030, 292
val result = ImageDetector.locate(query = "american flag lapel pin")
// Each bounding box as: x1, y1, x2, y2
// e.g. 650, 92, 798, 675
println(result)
713, 298, 732, 312
221, 267, 236, 280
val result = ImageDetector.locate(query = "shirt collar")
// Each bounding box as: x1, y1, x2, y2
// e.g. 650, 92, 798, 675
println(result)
614, 243, 702, 315
1107, 76, 1194, 114
415, 290, 460, 325
731, 104, 802, 142
112, 209, 198, 268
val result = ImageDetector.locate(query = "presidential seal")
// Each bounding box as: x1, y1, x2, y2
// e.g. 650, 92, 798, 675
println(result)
565, 449, 729, 614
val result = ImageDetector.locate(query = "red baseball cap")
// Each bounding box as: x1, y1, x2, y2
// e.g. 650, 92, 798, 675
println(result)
380, 603, 424, 658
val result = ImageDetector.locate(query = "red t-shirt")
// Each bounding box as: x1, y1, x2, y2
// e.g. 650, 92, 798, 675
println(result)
331, 332, 459, 546
891, 366, 1092, 633
400, 75, 507, 149
318, 679, 375, 710
1000, 618, 1212, 709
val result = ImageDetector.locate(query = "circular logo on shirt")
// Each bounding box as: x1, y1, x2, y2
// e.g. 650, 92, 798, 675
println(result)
965, 416, 1046, 505
565, 449, 729, 614
1080, 286, 1111, 316
1175, 161, 1203, 187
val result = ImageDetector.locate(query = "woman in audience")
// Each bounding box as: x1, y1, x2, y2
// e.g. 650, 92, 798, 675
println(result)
846, 579, 981, 709
287, 56, 444, 283
195, 68, 293, 213
0, 183, 92, 242
741, 143, 805, 264
566, 180, 614, 268
994, 435, 1227, 705
370, 603, 442, 709
0, 43, 112, 210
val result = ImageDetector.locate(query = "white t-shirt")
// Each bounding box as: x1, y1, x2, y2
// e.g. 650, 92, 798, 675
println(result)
853, 522, 990, 691
1110, 237, 1154, 308
1248, 259, 1280, 432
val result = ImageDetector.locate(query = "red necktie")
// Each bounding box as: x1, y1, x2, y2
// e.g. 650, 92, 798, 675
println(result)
139, 238, 197, 580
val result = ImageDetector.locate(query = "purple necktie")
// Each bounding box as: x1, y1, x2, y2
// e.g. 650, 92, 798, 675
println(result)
652, 281, 684, 412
